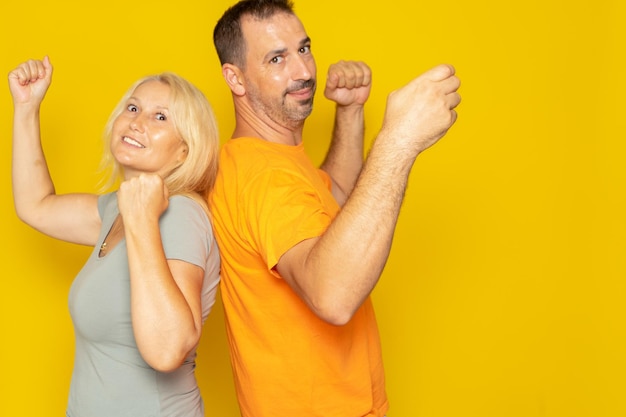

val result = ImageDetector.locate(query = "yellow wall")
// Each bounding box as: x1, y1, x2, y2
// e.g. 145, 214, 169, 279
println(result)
1, 1, 624, 416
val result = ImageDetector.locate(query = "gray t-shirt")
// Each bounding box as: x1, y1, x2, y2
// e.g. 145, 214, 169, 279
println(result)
66, 193, 220, 417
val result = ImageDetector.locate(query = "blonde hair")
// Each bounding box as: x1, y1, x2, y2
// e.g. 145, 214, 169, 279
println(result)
99, 73, 219, 211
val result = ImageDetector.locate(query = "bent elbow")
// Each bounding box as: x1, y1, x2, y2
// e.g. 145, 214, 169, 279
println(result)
144, 351, 187, 373
14, 206, 35, 227
14, 203, 49, 233
313, 301, 358, 326
140, 337, 200, 373
324, 312, 354, 327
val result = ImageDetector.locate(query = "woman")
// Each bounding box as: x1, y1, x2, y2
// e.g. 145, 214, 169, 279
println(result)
9, 56, 220, 417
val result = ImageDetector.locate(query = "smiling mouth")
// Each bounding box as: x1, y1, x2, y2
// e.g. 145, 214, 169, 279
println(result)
289, 88, 312, 98
122, 136, 145, 148
286, 80, 316, 98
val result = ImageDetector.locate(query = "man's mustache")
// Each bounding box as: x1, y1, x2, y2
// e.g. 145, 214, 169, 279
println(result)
285, 79, 316, 94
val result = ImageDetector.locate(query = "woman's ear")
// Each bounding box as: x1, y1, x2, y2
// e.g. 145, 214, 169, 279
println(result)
178, 143, 189, 163
222, 64, 246, 96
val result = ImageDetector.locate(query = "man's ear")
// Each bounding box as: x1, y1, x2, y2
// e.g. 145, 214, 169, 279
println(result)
222, 64, 246, 96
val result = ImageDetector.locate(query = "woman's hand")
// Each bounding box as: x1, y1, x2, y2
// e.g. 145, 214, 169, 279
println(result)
8, 56, 53, 108
118, 173, 169, 225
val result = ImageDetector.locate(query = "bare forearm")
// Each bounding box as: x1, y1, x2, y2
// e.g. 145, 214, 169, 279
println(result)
287, 133, 417, 324
125, 220, 201, 372
10, 57, 102, 245
309, 64, 461, 315
320, 104, 365, 203
12, 106, 56, 223
281, 64, 461, 325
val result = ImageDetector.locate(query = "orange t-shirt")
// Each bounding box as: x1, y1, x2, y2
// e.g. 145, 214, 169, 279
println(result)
210, 138, 388, 417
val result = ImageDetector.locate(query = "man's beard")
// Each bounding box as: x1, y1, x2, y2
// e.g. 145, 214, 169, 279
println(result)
283, 79, 316, 120
247, 78, 316, 127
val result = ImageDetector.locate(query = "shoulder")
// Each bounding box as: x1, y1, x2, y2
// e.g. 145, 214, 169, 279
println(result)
160, 195, 216, 261
168, 194, 205, 211
220, 138, 306, 170
97, 192, 118, 217
164, 195, 210, 226
215, 139, 302, 197
160, 196, 212, 245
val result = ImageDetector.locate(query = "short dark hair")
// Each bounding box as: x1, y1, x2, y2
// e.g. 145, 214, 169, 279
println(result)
213, 0, 295, 69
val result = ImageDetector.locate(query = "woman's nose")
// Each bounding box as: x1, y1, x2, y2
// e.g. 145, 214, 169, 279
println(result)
129, 114, 145, 132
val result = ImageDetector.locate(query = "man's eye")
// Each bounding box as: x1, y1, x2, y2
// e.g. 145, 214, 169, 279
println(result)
270, 56, 283, 64
300, 45, 311, 54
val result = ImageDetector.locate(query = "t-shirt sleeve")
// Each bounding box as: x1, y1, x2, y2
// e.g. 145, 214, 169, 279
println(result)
158, 195, 213, 270
97, 192, 117, 219
244, 168, 334, 273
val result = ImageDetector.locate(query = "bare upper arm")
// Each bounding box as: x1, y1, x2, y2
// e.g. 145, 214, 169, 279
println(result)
25, 193, 102, 245
275, 236, 321, 308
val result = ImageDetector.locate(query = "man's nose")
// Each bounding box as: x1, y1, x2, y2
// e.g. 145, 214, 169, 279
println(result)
290, 55, 313, 81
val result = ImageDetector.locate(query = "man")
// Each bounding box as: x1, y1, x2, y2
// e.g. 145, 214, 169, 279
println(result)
210, 1, 461, 416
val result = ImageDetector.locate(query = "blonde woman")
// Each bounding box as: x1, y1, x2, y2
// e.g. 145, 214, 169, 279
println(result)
10, 56, 220, 417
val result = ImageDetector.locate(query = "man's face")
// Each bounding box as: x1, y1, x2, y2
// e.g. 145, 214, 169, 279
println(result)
239, 12, 317, 128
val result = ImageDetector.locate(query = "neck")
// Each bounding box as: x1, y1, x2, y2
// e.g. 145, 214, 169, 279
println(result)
232, 101, 305, 146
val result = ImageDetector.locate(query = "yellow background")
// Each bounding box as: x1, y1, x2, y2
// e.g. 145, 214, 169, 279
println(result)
1, 0, 624, 416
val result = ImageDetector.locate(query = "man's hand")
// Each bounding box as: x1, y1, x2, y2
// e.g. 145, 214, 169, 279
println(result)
381, 64, 461, 155
324, 60, 372, 107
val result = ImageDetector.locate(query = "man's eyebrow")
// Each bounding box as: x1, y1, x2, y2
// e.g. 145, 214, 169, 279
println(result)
263, 37, 311, 61
264, 47, 288, 62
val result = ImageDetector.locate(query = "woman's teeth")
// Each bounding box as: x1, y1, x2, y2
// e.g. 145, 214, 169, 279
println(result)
123, 136, 145, 148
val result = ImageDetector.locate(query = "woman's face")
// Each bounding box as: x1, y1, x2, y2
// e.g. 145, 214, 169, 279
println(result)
111, 80, 187, 179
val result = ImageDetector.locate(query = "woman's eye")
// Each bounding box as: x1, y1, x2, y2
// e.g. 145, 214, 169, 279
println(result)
156, 113, 167, 121
127, 104, 138, 112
